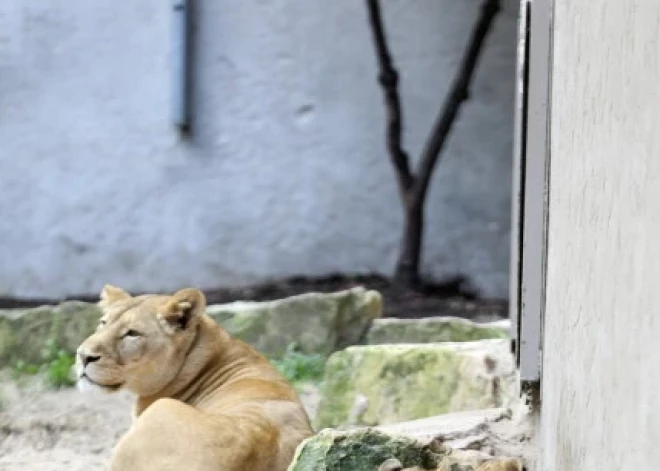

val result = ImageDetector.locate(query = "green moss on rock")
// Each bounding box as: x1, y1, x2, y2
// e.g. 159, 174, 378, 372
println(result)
0, 288, 383, 369
288, 428, 447, 471
0, 302, 101, 367
288, 428, 520, 471
366, 317, 509, 345
315, 340, 517, 430
207, 288, 382, 358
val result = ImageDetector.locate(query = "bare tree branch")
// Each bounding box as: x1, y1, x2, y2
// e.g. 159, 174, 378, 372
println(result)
366, 0, 415, 195
364, 0, 501, 288
413, 0, 501, 204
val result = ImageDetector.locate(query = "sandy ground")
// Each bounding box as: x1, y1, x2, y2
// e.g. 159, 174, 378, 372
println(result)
0, 374, 533, 470
0, 377, 320, 471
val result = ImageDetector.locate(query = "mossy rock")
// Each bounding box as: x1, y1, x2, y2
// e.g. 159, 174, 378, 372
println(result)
288, 428, 447, 471
0, 287, 383, 368
288, 428, 522, 471
0, 302, 101, 367
315, 340, 517, 430
207, 287, 382, 358
366, 317, 509, 345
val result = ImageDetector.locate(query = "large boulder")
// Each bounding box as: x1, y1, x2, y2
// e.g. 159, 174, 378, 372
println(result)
366, 317, 510, 345
288, 428, 447, 471
0, 287, 383, 367
0, 302, 100, 366
288, 428, 523, 471
315, 340, 518, 430
207, 287, 382, 357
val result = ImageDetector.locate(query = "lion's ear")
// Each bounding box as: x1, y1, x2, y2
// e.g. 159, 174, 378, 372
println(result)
99, 284, 131, 306
161, 288, 206, 331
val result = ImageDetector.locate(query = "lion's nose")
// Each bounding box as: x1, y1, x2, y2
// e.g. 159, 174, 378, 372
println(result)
78, 350, 101, 367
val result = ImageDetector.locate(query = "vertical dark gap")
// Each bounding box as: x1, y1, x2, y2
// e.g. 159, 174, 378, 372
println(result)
514, 0, 532, 363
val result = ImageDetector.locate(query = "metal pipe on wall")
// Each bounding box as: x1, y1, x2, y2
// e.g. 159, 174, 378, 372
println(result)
172, 0, 191, 132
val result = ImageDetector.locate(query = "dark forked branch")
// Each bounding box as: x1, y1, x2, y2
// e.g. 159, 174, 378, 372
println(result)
366, 0, 414, 196
365, 0, 501, 287
414, 0, 501, 204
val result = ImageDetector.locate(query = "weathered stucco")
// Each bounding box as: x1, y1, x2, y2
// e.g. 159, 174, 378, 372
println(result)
0, 0, 517, 298
538, 1, 660, 469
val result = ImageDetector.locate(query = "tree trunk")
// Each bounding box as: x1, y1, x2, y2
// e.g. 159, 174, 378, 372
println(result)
365, 0, 501, 290
394, 198, 424, 287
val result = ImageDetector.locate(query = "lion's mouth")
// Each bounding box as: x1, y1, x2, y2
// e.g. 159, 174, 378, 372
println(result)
80, 374, 124, 392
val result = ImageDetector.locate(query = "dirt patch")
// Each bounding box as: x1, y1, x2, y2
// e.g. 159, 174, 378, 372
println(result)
0, 376, 321, 471
0, 374, 132, 471
0, 273, 508, 321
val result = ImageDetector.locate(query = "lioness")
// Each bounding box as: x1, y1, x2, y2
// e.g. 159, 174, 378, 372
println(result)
378, 457, 521, 471
75, 285, 314, 471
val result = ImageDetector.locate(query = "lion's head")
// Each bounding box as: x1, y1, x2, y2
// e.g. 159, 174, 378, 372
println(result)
75, 285, 206, 397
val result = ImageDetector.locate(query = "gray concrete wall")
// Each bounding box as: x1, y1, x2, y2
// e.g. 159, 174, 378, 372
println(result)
538, 1, 660, 469
0, 0, 518, 298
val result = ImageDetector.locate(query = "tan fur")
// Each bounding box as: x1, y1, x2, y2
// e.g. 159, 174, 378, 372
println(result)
378, 457, 522, 471
76, 285, 314, 471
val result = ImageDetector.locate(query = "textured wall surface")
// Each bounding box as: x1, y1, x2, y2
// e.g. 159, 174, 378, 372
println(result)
539, 1, 660, 469
0, 0, 517, 298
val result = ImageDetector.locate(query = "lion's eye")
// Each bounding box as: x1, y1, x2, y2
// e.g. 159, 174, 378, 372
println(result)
98, 319, 107, 328
123, 329, 142, 338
